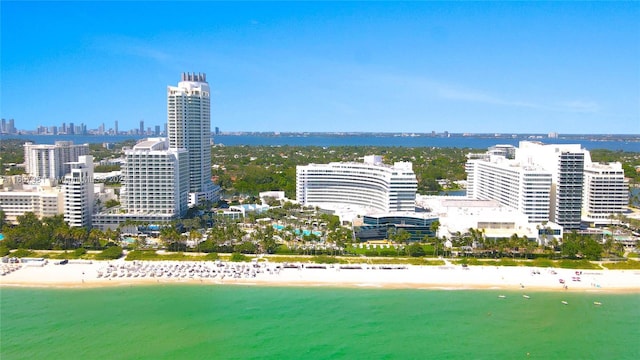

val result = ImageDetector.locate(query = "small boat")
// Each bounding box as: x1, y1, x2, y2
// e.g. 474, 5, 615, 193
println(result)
522, 295, 530, 299
593, 301, 602, 306
498, 295, 506, 299
561, 301, 568, 305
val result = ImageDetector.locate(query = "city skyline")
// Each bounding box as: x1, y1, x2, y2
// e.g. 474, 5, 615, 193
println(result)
2, 2, 639, 134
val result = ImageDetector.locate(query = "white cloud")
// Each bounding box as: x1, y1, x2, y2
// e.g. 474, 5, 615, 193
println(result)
559, 100, 600, 113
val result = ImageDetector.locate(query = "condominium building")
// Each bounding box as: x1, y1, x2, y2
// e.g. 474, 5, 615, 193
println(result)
93, 138, 188, 230
465, 155, 552, 223
582, 161, 628, 225
24, 141, 90, 180
63, 155, 94, 228
167, 72, 219, 206
296, 155, 418, 213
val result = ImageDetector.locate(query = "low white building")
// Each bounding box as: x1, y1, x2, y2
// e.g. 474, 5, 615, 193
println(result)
417, 195, 562, 244
0, 177, 64, 224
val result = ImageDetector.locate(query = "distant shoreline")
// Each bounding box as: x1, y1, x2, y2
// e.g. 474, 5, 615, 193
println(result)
2, 133, 638, 151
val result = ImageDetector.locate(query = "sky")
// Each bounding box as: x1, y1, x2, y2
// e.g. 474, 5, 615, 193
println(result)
1, 1, 639, 134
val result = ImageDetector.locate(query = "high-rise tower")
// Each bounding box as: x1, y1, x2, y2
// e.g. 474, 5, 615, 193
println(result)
167, 72, 219, 206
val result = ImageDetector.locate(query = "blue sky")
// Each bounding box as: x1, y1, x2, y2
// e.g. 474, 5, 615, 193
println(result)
2, 1, 639, 134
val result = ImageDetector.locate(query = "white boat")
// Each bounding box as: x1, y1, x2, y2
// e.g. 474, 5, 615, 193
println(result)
498, 295, 506, 299
561, 301, 568, 305
522, 295, 530, 299
593, 301, 602, 306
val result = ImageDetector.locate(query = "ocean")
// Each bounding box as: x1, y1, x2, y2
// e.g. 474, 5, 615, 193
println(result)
1, 134, 639, 151
1, 286, 638, 359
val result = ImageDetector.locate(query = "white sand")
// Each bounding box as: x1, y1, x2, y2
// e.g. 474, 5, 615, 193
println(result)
2, 259, 639, 292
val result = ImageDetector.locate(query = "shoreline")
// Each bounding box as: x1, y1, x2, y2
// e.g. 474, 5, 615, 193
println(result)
2, 260, 640, 293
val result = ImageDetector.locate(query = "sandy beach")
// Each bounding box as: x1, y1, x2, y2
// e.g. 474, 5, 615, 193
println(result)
2, 258, 640, 292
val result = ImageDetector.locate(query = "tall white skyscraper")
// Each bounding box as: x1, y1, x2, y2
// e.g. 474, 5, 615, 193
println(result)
63, 155, 94, 228
167, 72, 219, 206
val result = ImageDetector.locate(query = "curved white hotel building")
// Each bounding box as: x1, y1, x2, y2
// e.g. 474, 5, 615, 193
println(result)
296, 155, 417, 213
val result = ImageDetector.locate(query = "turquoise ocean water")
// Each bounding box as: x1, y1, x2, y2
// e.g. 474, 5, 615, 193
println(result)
1, 286, 639, 359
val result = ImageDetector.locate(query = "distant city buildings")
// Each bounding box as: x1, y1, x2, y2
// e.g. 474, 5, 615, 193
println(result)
0, 118, 17, 134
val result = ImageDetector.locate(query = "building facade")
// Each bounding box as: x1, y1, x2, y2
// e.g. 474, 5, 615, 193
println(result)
167, 72, 219, 206
296, 155, 418, 213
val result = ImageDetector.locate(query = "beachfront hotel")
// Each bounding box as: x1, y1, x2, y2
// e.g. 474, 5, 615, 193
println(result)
24, 141, 90, 180
296, 155, 418, 214
167, 72, 219, 206
93, 138, 189, 230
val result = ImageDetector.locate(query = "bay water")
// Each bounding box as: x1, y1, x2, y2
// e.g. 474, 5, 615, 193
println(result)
2, 134, 638, 151
1, 286, 638, 359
